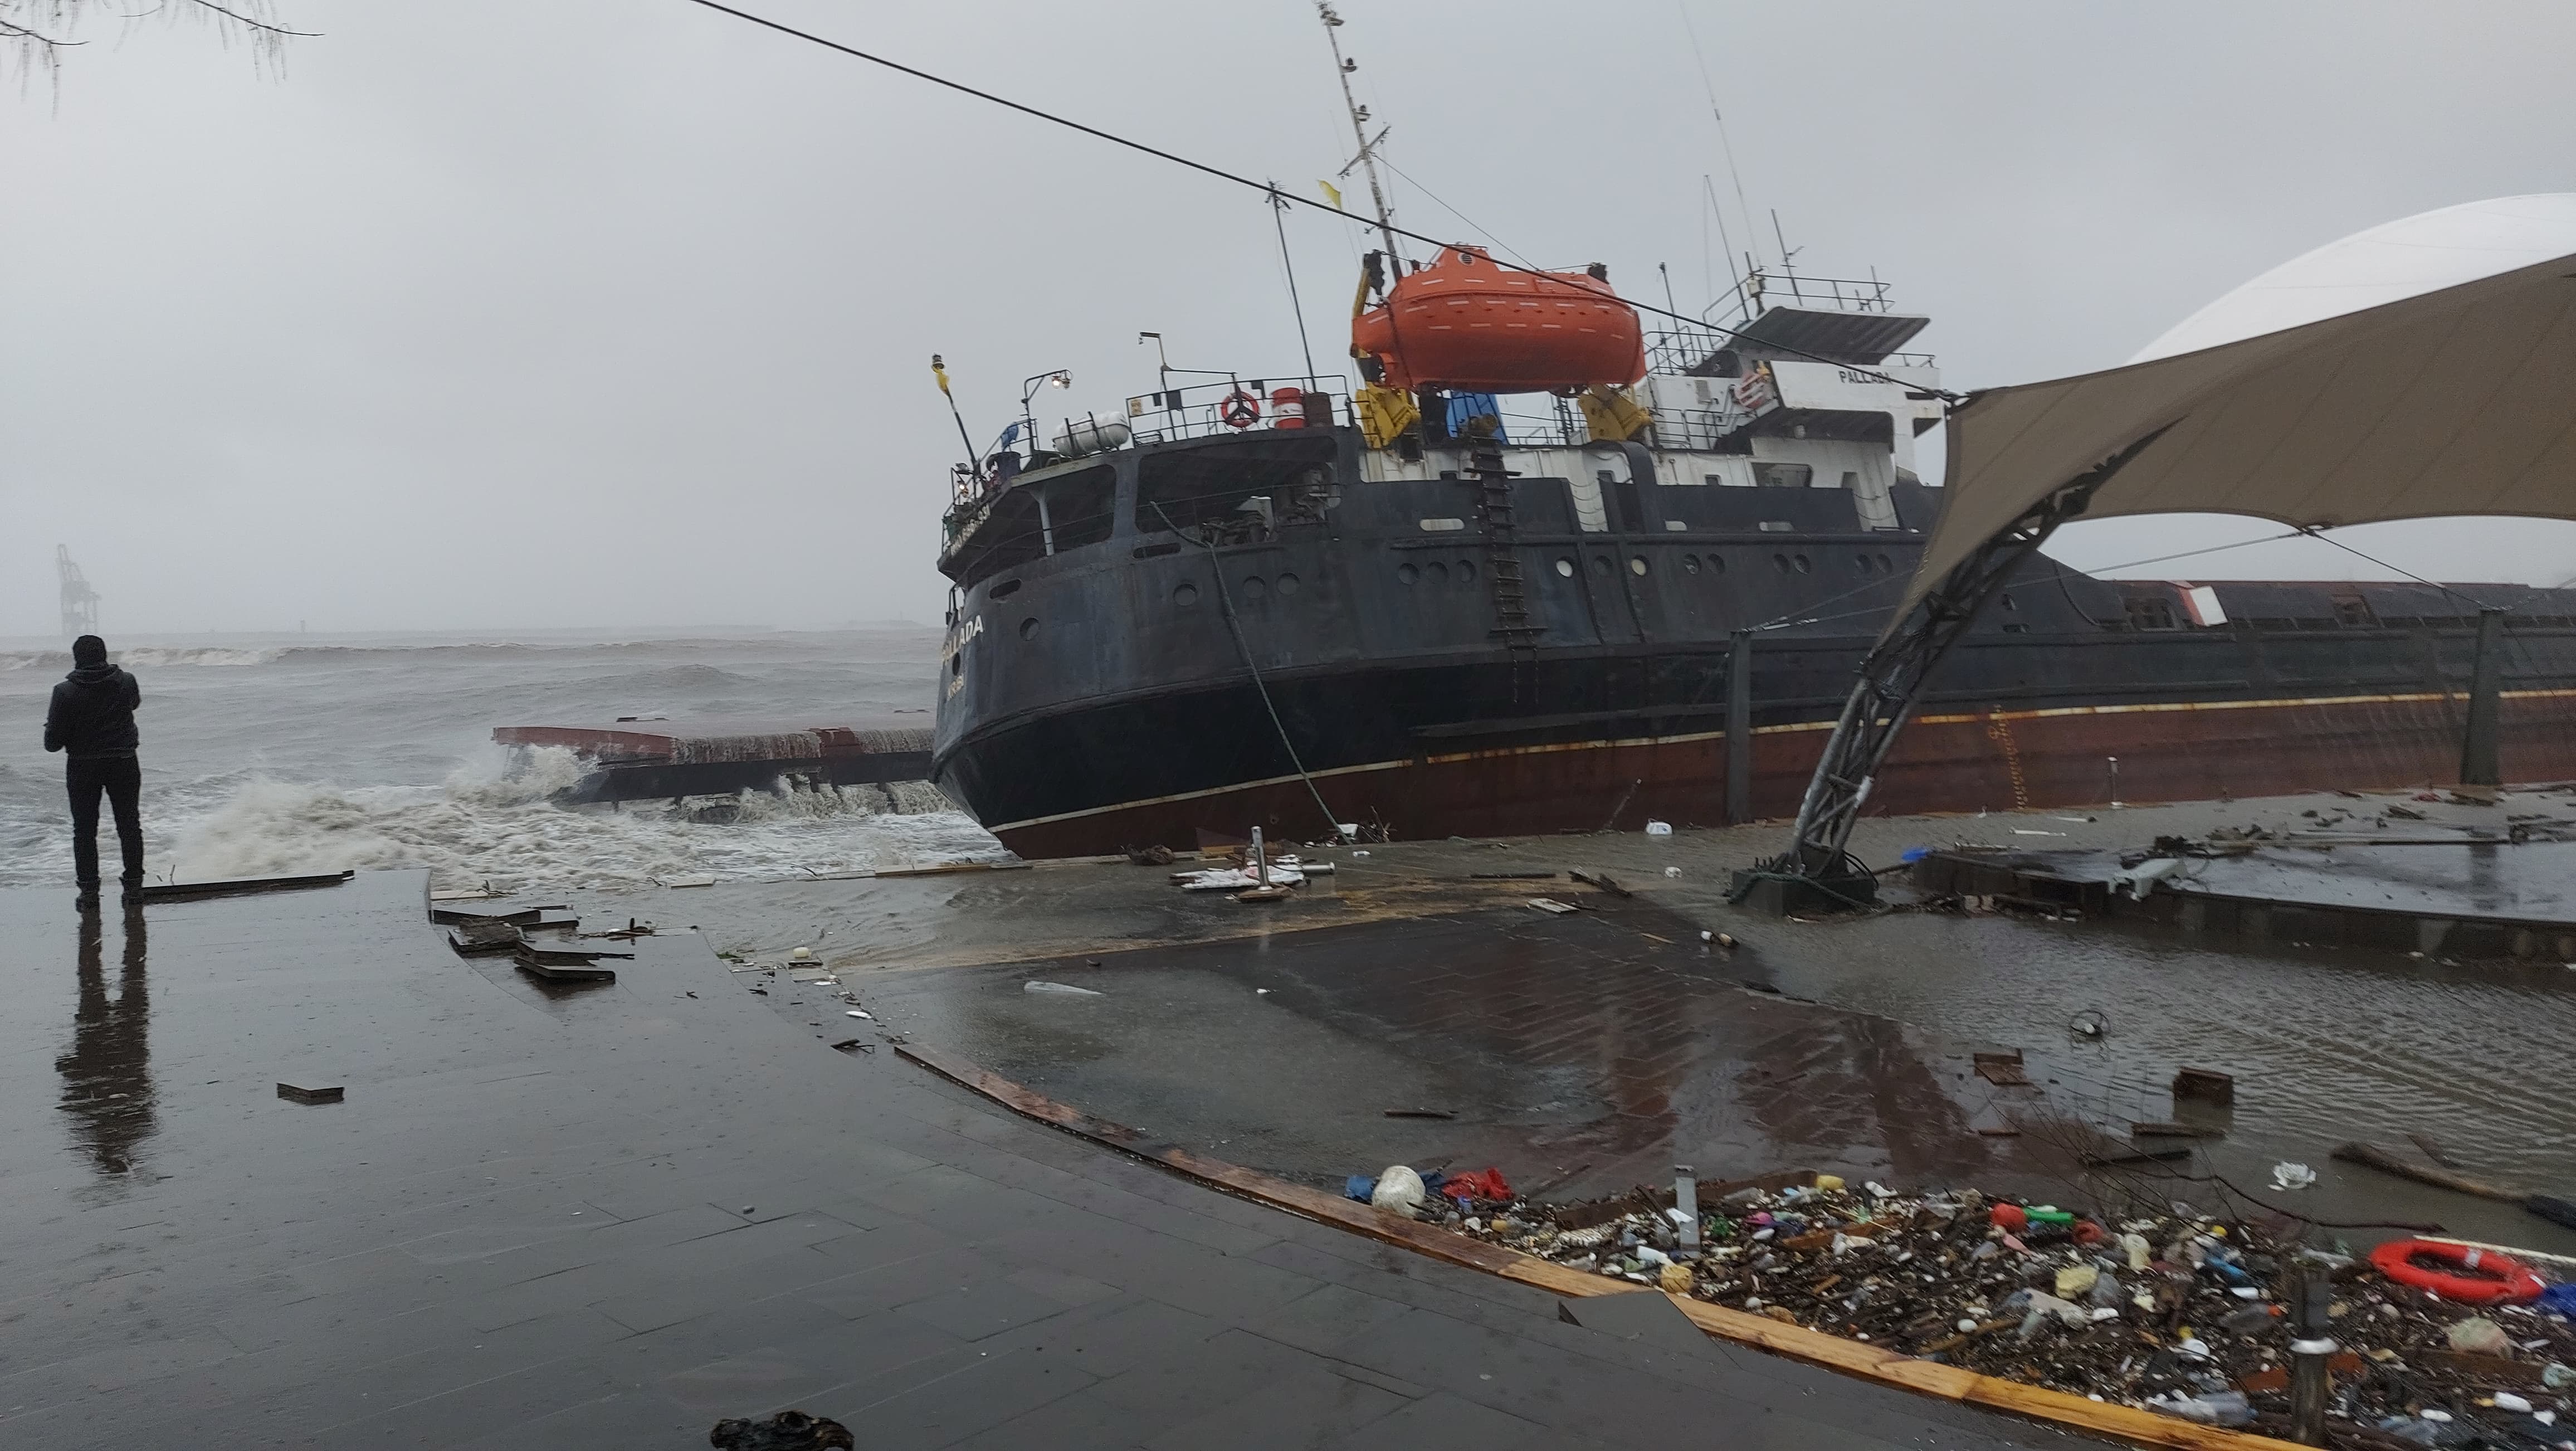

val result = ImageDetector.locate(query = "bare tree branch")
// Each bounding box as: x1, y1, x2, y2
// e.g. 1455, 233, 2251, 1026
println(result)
5, 0, 311, 92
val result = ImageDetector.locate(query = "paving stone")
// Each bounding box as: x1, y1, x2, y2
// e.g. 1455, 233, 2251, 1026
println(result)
897, 1273, 1085, 1341
1141, 1364, 1413, 1451
1245, 1280, 1422, 1354
1320, 1391, 1549, 1451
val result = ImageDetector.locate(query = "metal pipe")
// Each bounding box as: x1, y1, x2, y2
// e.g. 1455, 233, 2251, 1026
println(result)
1674, 1165, 1700, 1249
2288, 1272, 2335, 1445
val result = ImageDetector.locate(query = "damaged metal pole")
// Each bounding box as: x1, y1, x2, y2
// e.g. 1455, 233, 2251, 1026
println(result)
1250, 825, 1268, 885
1674, 1165, 1700, 1249
2288, 1270, 2335, 1445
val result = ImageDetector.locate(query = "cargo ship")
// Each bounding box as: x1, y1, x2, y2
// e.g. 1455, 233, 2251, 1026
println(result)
925, 240, 2576, 858
924, 12, 2576, 859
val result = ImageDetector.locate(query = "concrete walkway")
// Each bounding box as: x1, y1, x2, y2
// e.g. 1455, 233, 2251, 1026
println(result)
0, 873, 2105, 1449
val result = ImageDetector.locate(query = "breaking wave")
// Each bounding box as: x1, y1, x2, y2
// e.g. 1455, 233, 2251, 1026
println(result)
150, 749, 998, 893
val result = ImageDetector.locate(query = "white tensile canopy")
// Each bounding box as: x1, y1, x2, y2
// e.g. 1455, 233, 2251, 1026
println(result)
1904, 196, 2576, 621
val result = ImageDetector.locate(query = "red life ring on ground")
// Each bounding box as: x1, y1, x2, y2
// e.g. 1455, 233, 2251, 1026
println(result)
1218, 389, 1262, 429
2368, 1239, 2546, 1305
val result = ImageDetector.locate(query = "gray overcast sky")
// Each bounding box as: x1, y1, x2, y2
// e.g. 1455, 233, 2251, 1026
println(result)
7, 0, 2575, 635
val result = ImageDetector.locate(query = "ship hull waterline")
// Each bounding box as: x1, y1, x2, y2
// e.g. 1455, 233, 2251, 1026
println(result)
947, 689, 2576, 859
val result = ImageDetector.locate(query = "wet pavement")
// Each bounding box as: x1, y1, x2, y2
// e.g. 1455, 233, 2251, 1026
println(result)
0, 870, 2112, 1449
685, 788, 2576, 1259
847, 891, 2054, 1205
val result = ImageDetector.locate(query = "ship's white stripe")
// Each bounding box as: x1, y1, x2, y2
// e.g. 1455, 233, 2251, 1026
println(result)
983, 687, 2576, 833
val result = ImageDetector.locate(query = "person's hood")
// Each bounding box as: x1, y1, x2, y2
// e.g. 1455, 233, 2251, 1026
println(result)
66, 661, 121, 686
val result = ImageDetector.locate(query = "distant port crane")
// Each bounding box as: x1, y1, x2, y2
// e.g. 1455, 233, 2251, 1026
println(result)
57, 545, 100, 638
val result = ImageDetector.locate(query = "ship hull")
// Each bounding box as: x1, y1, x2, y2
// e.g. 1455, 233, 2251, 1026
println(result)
944, 664, 2576, 858
931, 426, 2576, 858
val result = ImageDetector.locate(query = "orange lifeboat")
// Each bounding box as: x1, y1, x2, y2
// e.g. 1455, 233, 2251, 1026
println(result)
1351, 245, 1647, 395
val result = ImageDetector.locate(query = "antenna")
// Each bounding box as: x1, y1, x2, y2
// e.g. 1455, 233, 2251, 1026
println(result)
1676, 2, 1762, 270
1316, 3, 1402, 265
57, 545, 100, 639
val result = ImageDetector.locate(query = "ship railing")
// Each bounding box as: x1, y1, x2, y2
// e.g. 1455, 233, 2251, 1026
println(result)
1116, 374, 1354, 447
1707, 269, 1903, 328
1646, 325, 1933, 377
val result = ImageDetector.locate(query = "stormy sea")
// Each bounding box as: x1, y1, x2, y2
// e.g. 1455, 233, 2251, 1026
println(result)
0, 628, 999, 893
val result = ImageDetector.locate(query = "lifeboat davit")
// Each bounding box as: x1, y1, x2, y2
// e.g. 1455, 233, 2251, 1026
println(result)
1352, 245, 1647, 395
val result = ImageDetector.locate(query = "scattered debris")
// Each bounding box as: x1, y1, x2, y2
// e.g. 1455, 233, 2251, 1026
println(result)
1526, 898, 1582, 915
2270, 1162, 2317, 1192
709, 1409, 855, 1450
1123, 843, 1177, 866
1370, 1165, 1427, 1218
655, 874, 717, 889
1383, 1108, 1456, 1120
2129, 1122, 2223, 1140
2067, 1009, 2108, 1038
1440, 1176, 2576, 1442
276, 1081, 344, 1106
1644, 820, 1673, 836
2172, 1067, 2236, 1106
2334, 1142, 2526, 1203
448, 921, 524, 957
1569, 870, 1633, 899
1973, 1050, 2032, 1087
1023, 980, 1103, 996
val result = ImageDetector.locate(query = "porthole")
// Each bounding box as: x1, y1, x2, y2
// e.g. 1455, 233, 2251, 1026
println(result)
1682, 555, 1702, 575
1877, 553, 1896, 572
1243, 576, 1267, 600
1018, 617, 1038, 641
1456, 559, 1476, 583
1772, 553, 1790, 574
1592, 554, 1613, 576
1276, 572, 1300, 596
1854, 556, 1874, 574
1793, 554, 1811, 573
950, 652, 962, 676
1397, 563, 1419, 585
1708, 554, 1727, 574
1555, 558, 1575, 577
1427, 561, 1450, 585
1628, 556, 1648, 576
1174, 581, 1199, 606
2001, 593, 2017, 611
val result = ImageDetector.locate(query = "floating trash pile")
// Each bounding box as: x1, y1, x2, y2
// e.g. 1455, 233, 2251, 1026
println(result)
1380, 1171, 2576, 1447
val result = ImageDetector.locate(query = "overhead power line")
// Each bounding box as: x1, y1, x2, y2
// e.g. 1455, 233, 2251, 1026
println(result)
675, 0, 1957, 400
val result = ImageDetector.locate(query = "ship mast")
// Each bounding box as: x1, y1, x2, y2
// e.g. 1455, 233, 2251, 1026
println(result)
1317, 3, 1402, 266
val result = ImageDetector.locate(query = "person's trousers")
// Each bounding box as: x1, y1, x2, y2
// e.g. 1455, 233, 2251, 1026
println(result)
66, 755, 144, 892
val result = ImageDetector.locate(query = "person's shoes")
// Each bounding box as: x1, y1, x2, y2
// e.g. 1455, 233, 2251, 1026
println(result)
75, 889, 101, 913
120, 877, 146, 907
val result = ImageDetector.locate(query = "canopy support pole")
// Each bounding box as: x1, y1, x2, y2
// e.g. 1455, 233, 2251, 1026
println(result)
2459, 606, 2507, 787
1744, 430, 2170, 910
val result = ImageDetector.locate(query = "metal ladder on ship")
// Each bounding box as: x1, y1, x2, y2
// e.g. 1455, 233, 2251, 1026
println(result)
1468, 441, 1541, 703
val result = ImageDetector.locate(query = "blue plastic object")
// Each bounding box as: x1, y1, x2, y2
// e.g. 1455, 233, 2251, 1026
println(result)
1900, 846, 1932, 864
1344, 1175, 1375, 1202
2539, 1282, 2576, 1315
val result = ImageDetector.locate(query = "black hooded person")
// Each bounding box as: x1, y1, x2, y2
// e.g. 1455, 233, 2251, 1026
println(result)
43, 635, 145, 910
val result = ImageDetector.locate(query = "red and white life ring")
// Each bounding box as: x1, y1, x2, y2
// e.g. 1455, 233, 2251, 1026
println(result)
2368, 1239, 2546, 1306
1218, 389, 1262, 429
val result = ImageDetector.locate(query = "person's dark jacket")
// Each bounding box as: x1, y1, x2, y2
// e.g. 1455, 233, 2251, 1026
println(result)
44, 663, 142, 759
